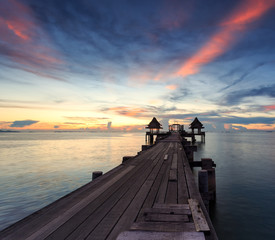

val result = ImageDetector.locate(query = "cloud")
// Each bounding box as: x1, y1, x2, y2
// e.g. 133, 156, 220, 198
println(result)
107, 107, 148, 117
263, 105, 275, 111
220, 62, 267, 91
176, 0, 275, 78
223, 84, 275, 105
64, 117, 109, 122
0, 0, 64, 76
54, 125, 59, 128
232, 125, 247, 131
165, 84, 179, 90
104, 105, 179, 119
10, 120, 39, 128
157, 0, 191, 31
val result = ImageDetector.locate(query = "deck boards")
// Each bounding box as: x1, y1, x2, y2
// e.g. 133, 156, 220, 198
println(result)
0, 133, 218, 240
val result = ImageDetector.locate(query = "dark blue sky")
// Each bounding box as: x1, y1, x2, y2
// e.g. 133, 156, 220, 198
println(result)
0, 0, 274, 131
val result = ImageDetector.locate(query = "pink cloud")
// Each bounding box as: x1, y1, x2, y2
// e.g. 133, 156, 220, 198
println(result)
176, 0, 275, 77
263, 105, 275, 111
0, 0, 64, 73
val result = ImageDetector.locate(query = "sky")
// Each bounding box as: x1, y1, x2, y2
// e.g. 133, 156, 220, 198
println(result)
0, 0, 275, 131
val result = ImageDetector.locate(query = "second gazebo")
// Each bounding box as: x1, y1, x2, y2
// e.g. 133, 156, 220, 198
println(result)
189, 117, 205, 142
145, 117, 163, 144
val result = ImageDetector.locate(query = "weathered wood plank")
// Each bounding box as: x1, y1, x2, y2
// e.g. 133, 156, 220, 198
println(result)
177, 150, 189, 204
117, 230, 205, 240
154, 158, 172, 204
171, 153, 178, 169
145, 213, 189, 222
188, 199, 210, 232
165, 181, 177, 204
136, 148, 171, 222
143, 207, 191, 215
130, 221, 196, 232
153, 203, 190, 210
169, 169, 177, 181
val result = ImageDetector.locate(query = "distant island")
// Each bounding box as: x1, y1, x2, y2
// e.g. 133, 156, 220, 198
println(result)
0, 130, 20, 133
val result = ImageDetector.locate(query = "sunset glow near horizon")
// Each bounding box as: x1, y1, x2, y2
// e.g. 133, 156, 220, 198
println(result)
0, 0, 275, 131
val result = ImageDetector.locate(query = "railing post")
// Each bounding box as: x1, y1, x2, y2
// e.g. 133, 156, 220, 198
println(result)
92, 171, 103, 180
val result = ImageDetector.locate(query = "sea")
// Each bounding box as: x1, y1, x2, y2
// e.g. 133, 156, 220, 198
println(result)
0, 131, 274, 240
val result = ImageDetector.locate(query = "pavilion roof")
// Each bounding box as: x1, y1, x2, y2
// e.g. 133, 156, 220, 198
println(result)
189, 117, 204, 128
146, 117, 163, 129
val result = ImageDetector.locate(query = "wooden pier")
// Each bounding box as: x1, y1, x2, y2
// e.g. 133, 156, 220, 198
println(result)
0, 132, 217, 240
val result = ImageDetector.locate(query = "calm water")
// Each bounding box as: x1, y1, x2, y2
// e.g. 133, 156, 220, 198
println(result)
0, 131, 275, 239
194, 132, 275, 240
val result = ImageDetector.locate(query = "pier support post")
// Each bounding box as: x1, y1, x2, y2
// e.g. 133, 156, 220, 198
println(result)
201, 158, 216, 201
149, 134, 154, 145
122, 156, 134, 163
142, 145, 149, 151
199, 170, 209, 210
184, 145, 197, 162
92, 171, 103, 180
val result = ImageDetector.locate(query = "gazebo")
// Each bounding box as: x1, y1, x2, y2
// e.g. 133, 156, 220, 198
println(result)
189, 117, 204, 134
145, 117, 163, 145
146, 117, 162, 134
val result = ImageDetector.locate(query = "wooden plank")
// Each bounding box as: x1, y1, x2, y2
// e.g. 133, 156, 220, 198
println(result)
188, 199, 210, 232
169, 169, 177, 181
130, 221, 196, 232
153, 203, 190, 210
117, 230, 205, 240
143, 207, 191, 215
171, 153, 178, 169
177, 151, 189, 204
154, 158, 172, 204
136, 148, 171, 222
165, 181, 177, 204
145, 213, 189, 222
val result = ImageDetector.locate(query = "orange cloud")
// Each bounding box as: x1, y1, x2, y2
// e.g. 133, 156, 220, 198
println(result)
224, 123, 232, 130
177, 0, 275, 77
264, 105, 275, 111
0, 0, 34, 43
166, 84, 178, 90
6, 20, 30, 40
235, 123, 275, 130
108, 107, 147, 117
